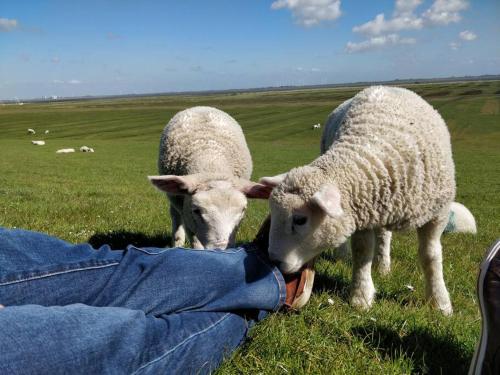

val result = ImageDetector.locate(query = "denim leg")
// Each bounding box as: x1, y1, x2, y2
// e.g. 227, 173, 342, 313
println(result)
0, 304, 252, 375
0, 228, 286, 314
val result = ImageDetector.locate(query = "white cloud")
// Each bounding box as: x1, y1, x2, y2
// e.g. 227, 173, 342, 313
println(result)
346, 34, 416, 53
53, 79, 82, 84
394, 0, 423, 16
271, 0, 342, 27
353, 13, 423, 36
449, 42, 460, 50
353, 0, 468, 36
0, 17, 18, 32
422, 0, 468, 25
459, 30, 477, 41
295, 67, 321, 72
349, 0, 470, 53
51, 57, 60, 64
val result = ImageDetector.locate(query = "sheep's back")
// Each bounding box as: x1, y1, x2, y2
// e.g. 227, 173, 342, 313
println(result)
321, 98, 353, 154
158, 106, 252, 179
320, 86, 456, 229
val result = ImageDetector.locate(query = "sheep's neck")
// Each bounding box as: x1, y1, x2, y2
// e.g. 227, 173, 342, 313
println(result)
311, 148, 386, 230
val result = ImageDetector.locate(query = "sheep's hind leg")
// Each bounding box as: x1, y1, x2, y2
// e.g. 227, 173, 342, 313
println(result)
350, 229, 376, 310
373, 228, 392, 275
417, 212, 453, 315
170, 205, 186, 248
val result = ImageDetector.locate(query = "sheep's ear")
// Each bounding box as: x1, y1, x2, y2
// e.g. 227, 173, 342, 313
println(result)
148, 175, 197, 195
311, 184, 344, 218
259, 173, 287, 188
239, 181, 274, 199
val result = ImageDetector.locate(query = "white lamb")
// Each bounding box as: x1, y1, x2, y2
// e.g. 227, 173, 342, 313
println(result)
259, 86, 464, 315
149, 106, 271, 250
56, 148, 75, 154
80, 146, 94, 153
319, 96, 476, 275
27, 129, 36, 135
31, 140, 45, 146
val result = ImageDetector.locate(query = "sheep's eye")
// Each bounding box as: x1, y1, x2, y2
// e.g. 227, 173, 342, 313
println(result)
292, 215, 307, 226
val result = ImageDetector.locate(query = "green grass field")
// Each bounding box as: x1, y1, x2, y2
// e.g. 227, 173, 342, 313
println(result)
1, 80, 499, 374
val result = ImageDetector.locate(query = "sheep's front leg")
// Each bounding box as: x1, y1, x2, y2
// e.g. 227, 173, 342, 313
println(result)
170, 205, 186, 248
350, 229, 376, 310
417, 213, 453, 315
335, 241, 350, 261
187, 231, 204, 250
373, 228, 392, 275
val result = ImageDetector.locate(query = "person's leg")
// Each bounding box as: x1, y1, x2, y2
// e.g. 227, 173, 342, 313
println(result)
0, 304, 253, 375
0, 227, 286, 315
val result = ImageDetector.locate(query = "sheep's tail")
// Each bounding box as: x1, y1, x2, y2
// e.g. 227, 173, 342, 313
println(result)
444, 202, 477, 234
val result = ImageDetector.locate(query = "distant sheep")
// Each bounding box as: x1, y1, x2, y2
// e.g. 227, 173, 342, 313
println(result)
45, 130, 50, 134
27, 129, 36, 135
31, 140, 45, 146
149, 106, 271, 250
260, 86, 461, 315
80, 146, 94, 153
56, 148, 75, 154
312, 123, 321, 129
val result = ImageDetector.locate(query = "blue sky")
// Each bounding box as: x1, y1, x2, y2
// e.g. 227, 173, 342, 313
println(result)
1, 0, 499, 99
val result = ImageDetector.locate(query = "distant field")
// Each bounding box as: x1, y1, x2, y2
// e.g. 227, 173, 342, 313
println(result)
1, 80, 499, 374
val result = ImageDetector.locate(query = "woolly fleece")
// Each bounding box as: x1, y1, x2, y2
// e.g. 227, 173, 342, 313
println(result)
159, 106, 252, 179
273, 85, 456, 234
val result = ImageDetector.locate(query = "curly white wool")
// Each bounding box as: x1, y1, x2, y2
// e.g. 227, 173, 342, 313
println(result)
263, 86, 457, 315
151, 107, 269, 250
159, 106, 252, 179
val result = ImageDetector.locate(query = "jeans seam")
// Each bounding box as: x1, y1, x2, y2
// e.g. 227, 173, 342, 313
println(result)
0, 262, 120, 286
128, 245, 246, 255
253, 252, 286, 311
132, 312, 232, 374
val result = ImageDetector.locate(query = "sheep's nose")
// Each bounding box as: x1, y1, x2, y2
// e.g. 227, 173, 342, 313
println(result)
213, 241, 228, 249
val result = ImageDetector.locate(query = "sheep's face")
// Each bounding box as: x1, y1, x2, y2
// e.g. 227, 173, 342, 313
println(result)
186, 185, 247, 249
149, 174, 273, 249
264, 177, 348, 274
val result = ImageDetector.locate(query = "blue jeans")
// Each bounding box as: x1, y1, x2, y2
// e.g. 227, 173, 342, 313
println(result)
0, 227, 286, 374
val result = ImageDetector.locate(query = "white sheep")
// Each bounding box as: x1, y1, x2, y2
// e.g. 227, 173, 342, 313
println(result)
27, 129, 36, 135
45, 130, 50, 134
149, 106, 272, 250
31, 140, 45, 146
259, 86, 460, 315
319, 97, 476, 275
80, 146, 94, 153
312, 123, 321, 129
56, 148, 75, 154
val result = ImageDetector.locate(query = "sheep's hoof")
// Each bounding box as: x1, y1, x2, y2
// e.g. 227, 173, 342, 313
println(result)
173, 238, 185, 247
439, 304, 453, 316
427, 292, 453, 316
432, 299, 453, 316
350, 288, 375, 310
